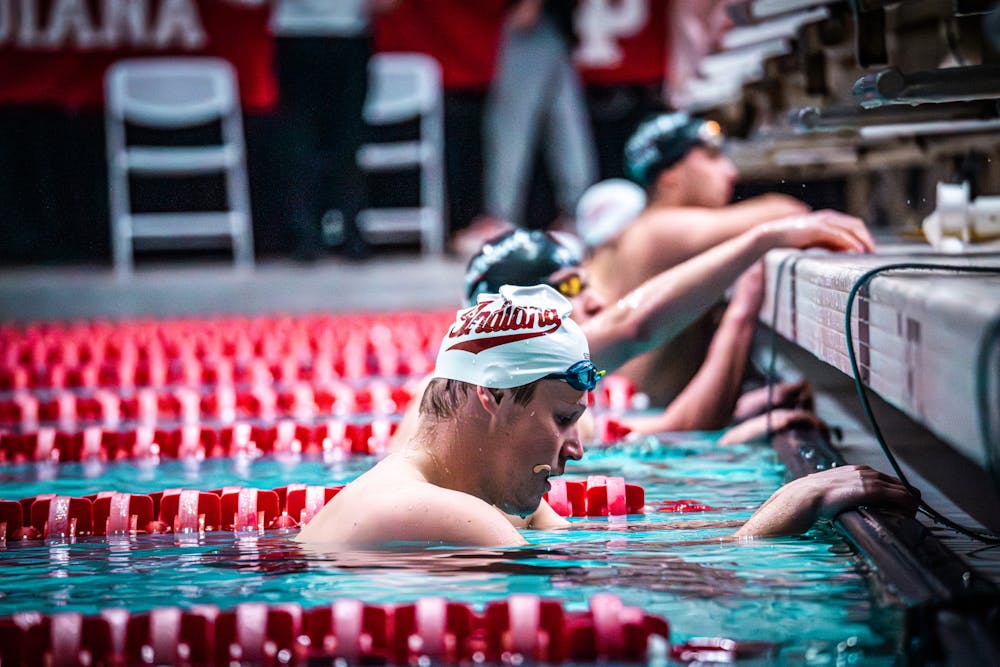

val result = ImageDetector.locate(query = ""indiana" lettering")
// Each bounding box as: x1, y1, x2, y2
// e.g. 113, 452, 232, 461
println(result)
448, 303, 561, 339
0, 0, 207, 50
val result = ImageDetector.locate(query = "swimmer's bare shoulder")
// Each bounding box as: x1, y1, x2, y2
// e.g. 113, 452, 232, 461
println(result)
296, 457, 526, 548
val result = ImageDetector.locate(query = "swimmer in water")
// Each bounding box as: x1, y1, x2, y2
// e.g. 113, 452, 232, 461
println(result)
299, 285, 595, 545
298, 286, 917, 548
393, 209, 870, 448
588, 113, 875, 407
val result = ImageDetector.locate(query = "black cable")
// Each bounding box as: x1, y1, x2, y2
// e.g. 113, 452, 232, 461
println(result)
975, 315, 1000, 497
844, 262, 1000, 545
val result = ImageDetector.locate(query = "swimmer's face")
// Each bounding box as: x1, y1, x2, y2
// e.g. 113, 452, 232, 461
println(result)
547, 268, 606, 324
490, 380, 586, 517
675, 145, 737, 208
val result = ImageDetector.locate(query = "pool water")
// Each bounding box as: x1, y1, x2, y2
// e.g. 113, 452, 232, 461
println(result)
0, 433, 905, 664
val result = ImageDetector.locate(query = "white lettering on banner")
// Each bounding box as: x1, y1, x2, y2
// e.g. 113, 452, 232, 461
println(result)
0, 0, 206, 49
574, 0, 648, 68
101, 0, 153, 49
0, 1, 11, 43
46, 0, 100, 48
18, 0, 42, 47
154, 0, 204, 48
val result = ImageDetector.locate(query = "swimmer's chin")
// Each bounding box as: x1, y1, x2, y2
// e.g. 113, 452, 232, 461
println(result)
500, 498, 545, 519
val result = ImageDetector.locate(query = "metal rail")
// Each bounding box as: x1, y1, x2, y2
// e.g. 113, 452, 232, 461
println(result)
854, 66, 1000, 108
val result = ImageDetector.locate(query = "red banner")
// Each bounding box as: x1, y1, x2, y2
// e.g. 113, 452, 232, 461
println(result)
374, 0, 507, 91
0, 0, 276, 111
375, 0, 669, 91
575, 0, 669, 86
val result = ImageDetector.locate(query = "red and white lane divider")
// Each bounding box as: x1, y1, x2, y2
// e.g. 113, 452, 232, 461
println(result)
2, 478, 658, 540
0, 594, 673, 666
0, 483, 342, 540
543, 476, 645, 517
0, 416, 400, 464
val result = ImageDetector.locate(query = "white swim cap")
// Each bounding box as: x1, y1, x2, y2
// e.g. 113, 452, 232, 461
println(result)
575, 179, 646, 248
433, 284, 594, 390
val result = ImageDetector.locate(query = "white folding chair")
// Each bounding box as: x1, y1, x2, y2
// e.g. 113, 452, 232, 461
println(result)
356, 53, 446, 255
104, 57, 255, 276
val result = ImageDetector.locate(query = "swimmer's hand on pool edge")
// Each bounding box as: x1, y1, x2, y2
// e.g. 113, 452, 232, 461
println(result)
732, 465, 919, 539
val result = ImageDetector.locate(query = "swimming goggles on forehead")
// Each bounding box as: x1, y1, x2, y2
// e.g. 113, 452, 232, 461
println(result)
697, 119, 724, 149
544, 360, 606, 392
550, 272, 586, 298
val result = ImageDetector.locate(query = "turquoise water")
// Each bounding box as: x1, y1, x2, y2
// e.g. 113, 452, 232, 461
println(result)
0, 434, 904, 664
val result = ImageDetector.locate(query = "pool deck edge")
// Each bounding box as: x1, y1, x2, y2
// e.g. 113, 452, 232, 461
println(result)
771, 427, 1000, 664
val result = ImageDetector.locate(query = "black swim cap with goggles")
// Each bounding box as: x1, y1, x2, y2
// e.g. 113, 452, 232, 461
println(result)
624, 112, 724, 187
463, 229, 584, 305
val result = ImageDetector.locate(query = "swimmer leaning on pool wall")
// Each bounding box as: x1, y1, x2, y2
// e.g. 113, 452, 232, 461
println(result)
392, 207, 873, 449
297, 285, 917, 548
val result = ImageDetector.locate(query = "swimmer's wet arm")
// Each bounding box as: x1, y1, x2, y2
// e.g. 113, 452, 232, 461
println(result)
732, 465, 919, 538
585, 228, 774, 371
634, 194, 811, 268
585, 213, 873, 372
623, 267, 763, 434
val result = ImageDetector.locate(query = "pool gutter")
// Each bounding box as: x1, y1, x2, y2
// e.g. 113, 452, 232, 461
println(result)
771, 427, 1000, 664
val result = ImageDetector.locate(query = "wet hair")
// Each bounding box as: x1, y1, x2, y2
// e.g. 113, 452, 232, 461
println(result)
463, 229, 582, 305
420, 378, 541, 420
624, 112, 724, 188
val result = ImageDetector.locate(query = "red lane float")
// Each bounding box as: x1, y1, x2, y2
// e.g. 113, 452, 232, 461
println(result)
154, 490, 223, 534
0, 595, 670, 666
0, 416, 400, 464
0, 311, 454, 393
217, 487, 281, 532
89, 492, 155, 536
0, 379, 421, 431
590, 375, 635, 412
594, 414, 635, 444
543, 477, 645, 517
2, 479, 651, 539
281, 485, 341, 526
0, 484, 344, 539
28, 495, 93, 539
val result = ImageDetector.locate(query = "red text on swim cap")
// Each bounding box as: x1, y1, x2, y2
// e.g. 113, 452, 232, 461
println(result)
445, 302, 561, 354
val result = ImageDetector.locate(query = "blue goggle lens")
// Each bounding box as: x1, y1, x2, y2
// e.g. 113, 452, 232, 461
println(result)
544, 360, 606, 392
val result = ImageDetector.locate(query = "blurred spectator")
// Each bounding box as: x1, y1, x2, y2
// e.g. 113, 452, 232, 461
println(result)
373, 1, 508, 243
458, 0, 597, 254
271, 0, 398, 261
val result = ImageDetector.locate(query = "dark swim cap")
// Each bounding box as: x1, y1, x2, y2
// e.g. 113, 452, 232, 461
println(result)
463, 229, 582, 305
624, 112, 724, 187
